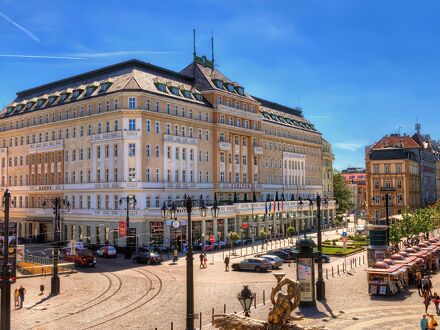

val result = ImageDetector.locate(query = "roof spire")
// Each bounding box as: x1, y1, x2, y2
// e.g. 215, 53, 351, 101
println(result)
211, 31, 215, 72
193, 29, 197, 61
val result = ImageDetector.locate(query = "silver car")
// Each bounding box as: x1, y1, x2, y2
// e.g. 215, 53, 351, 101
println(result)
258, 255, 283, 269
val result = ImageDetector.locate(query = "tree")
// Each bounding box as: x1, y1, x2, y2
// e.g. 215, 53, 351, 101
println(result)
259, 230, 268, 248
286, 226, 295, 237
389, 222, 403, 246
228, 231, 240, 254
333, 170, 355, 213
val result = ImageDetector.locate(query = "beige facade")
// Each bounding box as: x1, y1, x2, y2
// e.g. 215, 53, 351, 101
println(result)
2, 58, 335, 247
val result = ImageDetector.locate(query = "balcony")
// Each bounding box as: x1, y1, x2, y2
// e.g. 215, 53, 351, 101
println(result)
163, 134, 198, 146
28, 139, 64, 154
218, 141, 232, 151
217, 104, 261, 121
253, 146, 263, 155
0, 148, 7, 156
380, 186, 396, 192
91, 131, 123, 142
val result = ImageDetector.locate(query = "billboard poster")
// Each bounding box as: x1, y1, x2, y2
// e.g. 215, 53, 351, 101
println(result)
0, 222, 17, 284
297, 257, 313, 302
119, 221, 127, 237
16, 244, 25, 262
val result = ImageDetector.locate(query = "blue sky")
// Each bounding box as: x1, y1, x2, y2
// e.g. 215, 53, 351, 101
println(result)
1, 0, 439, 170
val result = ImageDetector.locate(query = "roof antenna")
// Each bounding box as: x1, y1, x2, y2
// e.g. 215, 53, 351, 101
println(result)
193, 29, 197, 61
211, 30, 215, 73
415, 117, 421, 134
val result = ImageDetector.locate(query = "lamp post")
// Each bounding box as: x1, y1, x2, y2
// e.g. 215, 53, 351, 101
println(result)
237, 285, 254, 317
315, 194, 325, 301
297, 197, 303, 239
42, 196, 71, 296
161, 195, 219, 330
119, 195, 137, 259
1, 189, 12, 330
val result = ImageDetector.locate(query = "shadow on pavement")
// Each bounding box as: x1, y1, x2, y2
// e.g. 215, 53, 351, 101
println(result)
27, 294, 54, 310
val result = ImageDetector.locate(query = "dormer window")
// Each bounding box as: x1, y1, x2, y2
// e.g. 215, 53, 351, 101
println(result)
16, 104, 25, 112
193, 93, 203, 102
59, 92, 70, 103
225, 83, 235, 93
99, 82, 112, 93
36, 98, 46, 108
212, 79, 224, 89
72, 89, 83, 99
26, 101, 35, 110
47, 95, 58, 105
235, 86, 244, 95
155, 83, 167, 93
170, 86, 180, 96
6, 106, 15, 114
86, 85, 97, 96
182, 90, 192, 99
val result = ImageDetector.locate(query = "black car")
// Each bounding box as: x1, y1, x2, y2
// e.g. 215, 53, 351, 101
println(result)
316, 254, 330, 263
132, 252, 163, 265
264, 250, 292, 261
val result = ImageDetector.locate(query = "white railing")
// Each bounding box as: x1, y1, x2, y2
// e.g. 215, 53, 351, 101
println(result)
163, 134, 198, 145
28, 139, 64, 153
217, 104, 261, 121
218, 141, 232, 151
90, 131, 123, 142
253, 146, 263, 155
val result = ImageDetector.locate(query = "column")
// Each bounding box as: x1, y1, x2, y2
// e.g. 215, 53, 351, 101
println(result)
186, 148, 191, 183
213, 218, 218, 241
201, 219, 206, 242
163, 222, 171, 247
91, 146, 97, 182
223, 218, 228, 241
172, 146, 176, 181
109, 144, 114, 182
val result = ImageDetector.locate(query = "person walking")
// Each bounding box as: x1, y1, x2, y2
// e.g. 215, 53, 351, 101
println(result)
39, 284, 45, 296
433, 293, 440, 315
18, 285, 26, 308
14, 288, 19, 308
418, 270, 424, 296
224, 255, 230, 272
425, 293, 432, 314
203, 253, 208, 268
428, 314, 438, 330
422, 314, 428, 330
199, 253, 204, 268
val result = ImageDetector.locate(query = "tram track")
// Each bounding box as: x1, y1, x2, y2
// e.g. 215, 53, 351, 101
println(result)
84, 268, 163, 330
32, 271, 123, 329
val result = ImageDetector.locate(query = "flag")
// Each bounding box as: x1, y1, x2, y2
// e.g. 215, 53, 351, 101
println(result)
273, 194, 276, 215
275, 191, 280, 211
281, 193, 285, 212
265, 200, 268, 214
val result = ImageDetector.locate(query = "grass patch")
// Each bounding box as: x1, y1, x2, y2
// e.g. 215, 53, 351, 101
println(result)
315, 246, 364, 256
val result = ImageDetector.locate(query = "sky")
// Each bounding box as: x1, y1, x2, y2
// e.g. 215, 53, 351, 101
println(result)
0, 0, 439, 170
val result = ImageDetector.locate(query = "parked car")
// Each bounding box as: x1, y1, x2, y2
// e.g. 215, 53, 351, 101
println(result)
132, 252, 163, 265
61, 249, 96, 267
316, 254, 331, 263
264, 250, 292, 261
231, 258, 272, 272
96, 246, 117, 258
258, 255, 283, 269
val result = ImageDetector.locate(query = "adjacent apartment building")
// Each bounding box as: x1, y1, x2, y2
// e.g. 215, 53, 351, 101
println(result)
1, 56, 335, 247
341, 167, 366, 212
366, 134, 422, 221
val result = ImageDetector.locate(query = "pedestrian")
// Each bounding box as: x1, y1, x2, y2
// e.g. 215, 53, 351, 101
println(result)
199, 253, 204, 268
422, 314, 428, 330
203, 253, 208, 268
173, 249, 178, 263
423, 276, 433, 297
39, 284, 45, 296
433, 293, 440, 315
428, 314, 438, 330
417, 270, 423, 296
18, 285, 26, 308
14, 289, 19, 308
425, 293, 432, 314
224, 255, 230, 272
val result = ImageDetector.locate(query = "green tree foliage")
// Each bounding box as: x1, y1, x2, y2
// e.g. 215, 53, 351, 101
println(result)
258, 230, 268, 240
389, 223, 403, 245
286, 226, 295, 237
228, 231, 240, 243
333, 170, 355, 213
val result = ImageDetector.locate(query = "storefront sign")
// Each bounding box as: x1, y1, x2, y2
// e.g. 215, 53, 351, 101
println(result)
38, 185, 52, 191
16, 244, 25, 262
230, 183, 251, 189
297, 258, 313, 302
119, 221, 127, 237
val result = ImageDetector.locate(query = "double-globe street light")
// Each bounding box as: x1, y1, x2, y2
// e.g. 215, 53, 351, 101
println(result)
161, 195, 219, 330
119, 195, 137, 259
42, 197, 71, 296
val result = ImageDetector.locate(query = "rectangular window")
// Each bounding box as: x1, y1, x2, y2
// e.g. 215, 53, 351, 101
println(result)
129, 119, 136, 131
146, 120, 151, 133
128, 168, 136, 181
155, 121, 160, 133
128, 143, 136, 157
128, 97, 136, 109
146, 170, 151, 182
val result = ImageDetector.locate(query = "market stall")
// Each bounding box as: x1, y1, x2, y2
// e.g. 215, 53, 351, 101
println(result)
366, 261, 408, 296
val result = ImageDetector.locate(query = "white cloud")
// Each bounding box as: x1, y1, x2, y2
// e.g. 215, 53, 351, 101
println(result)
0, 54, 85, 60
333, 142, 366, 152
0, 11, 41, 43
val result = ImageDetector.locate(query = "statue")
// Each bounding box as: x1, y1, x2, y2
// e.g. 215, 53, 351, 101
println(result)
212, 278, 325, 330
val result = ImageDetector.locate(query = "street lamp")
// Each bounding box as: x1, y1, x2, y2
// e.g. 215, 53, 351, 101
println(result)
161, 195, 219, 330
1, 189, 13, 330
315, 194, 325, 301
42, 196, 71, 296
119, 195, 137, 259
237, 285, 254, 317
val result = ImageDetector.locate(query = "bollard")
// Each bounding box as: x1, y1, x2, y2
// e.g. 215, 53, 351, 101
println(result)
200, 312, 202, 329
355, 258, 357, 267
263, 290, 266, 305
326, 268, 328, 280
254, 293, 257, 308
212, 308, 215, 322
337, 264, 339, 275
332, 266, 334, 277
224, 303, 226, 313
359, 256, 361, 266
363, 255, 365, 264
171, 322, 173, 330
223, 250, 225, 262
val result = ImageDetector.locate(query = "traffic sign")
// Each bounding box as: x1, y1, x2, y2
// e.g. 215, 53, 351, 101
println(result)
209, 235, 215, 243
342, 232, 347, 237
341, 236, 348, 243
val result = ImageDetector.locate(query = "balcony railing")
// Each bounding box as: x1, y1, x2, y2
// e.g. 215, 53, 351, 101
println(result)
28, 139, 64, 153
380, 187, 396, 192
218, 141, 232, 151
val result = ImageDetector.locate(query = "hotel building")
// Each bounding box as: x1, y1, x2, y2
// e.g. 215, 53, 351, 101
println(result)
1, 56, 335, 247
